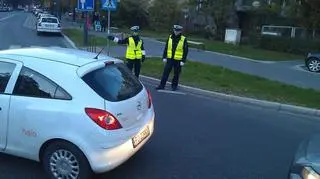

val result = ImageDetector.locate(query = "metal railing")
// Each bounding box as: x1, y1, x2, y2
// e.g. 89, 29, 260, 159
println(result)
86, 37, 97, 53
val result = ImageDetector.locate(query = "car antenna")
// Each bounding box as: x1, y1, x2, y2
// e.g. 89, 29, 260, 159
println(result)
94, 47, 106, 59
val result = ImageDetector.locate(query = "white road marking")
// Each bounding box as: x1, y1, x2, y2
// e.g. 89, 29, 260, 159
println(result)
0, 13, 17, 22
8, 45, 22, 49
23, 14, 37, 30
157, 90, 186, 95
292, 64, 320, 75
29, 45, 43, 48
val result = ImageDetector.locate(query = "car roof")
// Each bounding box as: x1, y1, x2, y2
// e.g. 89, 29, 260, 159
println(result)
0, 47, 117, 67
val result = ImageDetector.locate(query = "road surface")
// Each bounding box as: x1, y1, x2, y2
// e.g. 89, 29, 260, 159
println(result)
63, 19, 320, 90
1, 12, 320, 179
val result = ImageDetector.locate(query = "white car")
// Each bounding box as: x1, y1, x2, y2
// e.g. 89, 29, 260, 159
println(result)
0, 47, 155, 179
37, 17, 61, 35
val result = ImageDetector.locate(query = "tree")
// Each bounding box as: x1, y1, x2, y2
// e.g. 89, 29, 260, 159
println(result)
288, 0, 320, 29
148, 0, 180, 30
112, 0, 149, 28
200, 0, 235, 39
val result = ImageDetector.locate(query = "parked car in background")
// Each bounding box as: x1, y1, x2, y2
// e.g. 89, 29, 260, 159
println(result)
305, 53, 320, 73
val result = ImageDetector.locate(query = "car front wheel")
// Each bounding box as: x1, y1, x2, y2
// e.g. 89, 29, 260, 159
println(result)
307, 57, 320, 72
42, 141, 92, 179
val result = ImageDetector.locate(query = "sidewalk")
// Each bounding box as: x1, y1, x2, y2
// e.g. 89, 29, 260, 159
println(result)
61, 18, 320, 90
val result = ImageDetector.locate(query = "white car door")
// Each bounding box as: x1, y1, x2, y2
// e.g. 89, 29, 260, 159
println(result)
0, 59, 22, 150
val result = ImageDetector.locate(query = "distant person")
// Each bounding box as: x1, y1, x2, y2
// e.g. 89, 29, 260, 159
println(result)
101, 16, 106, 32
156, 25, 189, 91
107, 26, 146, 78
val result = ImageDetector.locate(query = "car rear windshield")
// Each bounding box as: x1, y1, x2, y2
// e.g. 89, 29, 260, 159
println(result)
41, 18, 58, 23
82, 63, 143, 102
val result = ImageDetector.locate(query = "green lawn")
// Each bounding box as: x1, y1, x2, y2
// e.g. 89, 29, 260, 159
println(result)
117, 27, 303, 61
63, 29, 114, 47
138, 58, 319, 109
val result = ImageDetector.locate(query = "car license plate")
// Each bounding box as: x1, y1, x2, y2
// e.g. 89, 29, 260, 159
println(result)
46, 24, 53, 28
132, 126, 150, 148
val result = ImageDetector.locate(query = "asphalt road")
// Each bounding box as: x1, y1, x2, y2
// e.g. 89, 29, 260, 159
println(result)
0, 11, 71, 50
63, 20, 320, 90
1, 12, 320, 179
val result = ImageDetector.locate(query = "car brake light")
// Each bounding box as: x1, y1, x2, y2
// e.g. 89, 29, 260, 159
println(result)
147, 89, 152, 108
58, 24, 61, 27
85, 108, 122, 130
38, 23, 41, 26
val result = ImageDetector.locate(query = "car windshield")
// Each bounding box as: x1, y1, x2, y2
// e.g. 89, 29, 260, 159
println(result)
41, 18, 57, 23
82, 63, 143, 102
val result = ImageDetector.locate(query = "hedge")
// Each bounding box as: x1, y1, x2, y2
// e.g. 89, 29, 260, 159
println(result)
258, 35, 320, 55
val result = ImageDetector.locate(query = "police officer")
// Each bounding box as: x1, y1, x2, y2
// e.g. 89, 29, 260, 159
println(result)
156, 25, 188, 91
107, 26, 146, 78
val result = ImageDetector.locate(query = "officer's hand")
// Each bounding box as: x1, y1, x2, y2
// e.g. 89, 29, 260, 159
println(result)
163, 58, 167, 63
142, 56, 145, 63
180, 62, 185, 66
107, 35, 114, 40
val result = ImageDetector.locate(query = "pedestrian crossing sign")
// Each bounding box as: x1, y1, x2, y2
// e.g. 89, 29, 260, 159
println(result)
101, 0, 117, 11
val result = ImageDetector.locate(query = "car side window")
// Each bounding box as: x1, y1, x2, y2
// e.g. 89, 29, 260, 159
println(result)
0, 61, 16, 93
13, 67, 71, 100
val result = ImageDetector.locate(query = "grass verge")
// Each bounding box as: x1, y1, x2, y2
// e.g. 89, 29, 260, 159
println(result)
139, 58, 319, 109
155, 37, 303, 61
63, 29, 114, 47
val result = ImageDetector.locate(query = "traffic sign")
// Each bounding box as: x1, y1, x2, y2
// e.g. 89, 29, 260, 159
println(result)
101, 0, 117, 11
77, 0, 94, 11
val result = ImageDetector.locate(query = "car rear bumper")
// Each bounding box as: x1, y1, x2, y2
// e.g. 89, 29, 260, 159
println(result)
37, 28, 61, 33
88, 117, 155, 173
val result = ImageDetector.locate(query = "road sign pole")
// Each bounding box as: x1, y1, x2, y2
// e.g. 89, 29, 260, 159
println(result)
107, 9, 111, 56
84, 11, 88, 46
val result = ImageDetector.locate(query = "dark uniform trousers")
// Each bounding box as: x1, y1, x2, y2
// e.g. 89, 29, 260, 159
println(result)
159, 59, 182, 89
126, 59, 141, 78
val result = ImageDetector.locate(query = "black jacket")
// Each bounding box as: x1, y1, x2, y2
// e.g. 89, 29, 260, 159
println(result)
162, 33, 188, 63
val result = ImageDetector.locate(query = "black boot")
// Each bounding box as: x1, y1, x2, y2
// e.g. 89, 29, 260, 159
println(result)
156, 85, 164, 90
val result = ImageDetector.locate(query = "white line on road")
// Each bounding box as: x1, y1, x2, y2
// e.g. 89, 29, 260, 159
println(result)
29, 45, 43, 48
292, 64, 320, 75
157, 90, 187, 95
8, 45, 22, 49
0, 13, 17, 22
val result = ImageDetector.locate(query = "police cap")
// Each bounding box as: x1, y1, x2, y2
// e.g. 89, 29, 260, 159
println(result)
130, 26, 140, 32
173, 25, 183, 31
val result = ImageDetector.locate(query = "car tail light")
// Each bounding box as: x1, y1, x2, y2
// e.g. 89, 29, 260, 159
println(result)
38, 23, 41, 26
147, 89, 152, 108
85, 108, 122, 130
58, 24, 61, 27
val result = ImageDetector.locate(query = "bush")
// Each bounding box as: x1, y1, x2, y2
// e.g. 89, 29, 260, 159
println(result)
258, 35, 320, 55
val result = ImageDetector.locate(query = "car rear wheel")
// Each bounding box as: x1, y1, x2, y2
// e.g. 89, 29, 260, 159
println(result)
307, 57, 320, 72
42, 141, 92, 179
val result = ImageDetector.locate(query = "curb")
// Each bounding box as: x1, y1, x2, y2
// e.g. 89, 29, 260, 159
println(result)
62, 34, 320, 118
141, 75, 320, 117
62, 33, 77, 49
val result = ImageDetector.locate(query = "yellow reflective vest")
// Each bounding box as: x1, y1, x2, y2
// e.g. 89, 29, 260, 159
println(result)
166, 35, 186, 60
126, 37, 143, 60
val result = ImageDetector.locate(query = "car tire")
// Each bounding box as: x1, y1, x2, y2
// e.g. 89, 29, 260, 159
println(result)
42, 141, 92, 179
306, 57, 320, 73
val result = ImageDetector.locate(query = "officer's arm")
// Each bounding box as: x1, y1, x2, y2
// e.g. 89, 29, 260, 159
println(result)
182, 38, 189, 63
108, 36, 129, 45
116, 37, 129, 45
162, 38, 169, 59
